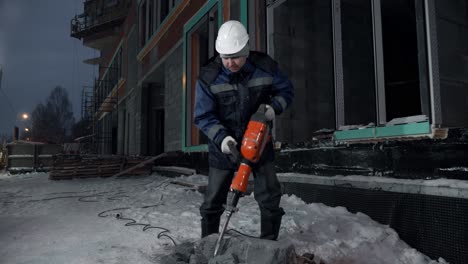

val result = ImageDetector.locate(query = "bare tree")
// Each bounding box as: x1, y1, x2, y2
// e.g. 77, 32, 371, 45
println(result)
31, 86, 75, 143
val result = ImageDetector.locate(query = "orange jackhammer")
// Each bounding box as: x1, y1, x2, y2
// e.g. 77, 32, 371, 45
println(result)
213, 104, 271, 256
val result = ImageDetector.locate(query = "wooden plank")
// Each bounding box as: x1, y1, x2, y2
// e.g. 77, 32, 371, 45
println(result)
110, 153, 168, 178
49, 153, 174, 180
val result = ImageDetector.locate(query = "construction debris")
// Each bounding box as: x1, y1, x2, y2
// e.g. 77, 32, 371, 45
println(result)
49, 155, 155, 180
0, 147, 5, 170
152, 165, 196, 177
110, 153, 167, 178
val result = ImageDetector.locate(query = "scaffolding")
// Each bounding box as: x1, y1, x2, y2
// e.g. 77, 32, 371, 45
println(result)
70, 0, 131, 39
79, 86, 95, 154
79, 65, 119, 155
94, 76, 119, 155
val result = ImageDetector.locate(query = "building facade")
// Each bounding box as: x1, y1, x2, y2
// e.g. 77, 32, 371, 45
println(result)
72, 0, 468, 156
72, 1, 468, 263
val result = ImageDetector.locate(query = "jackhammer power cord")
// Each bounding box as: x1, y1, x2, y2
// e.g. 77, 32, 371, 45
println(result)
98, 205, 177, 246
97, 179, 177, 246
226, 228, 259, 239
2, 179, 177, 246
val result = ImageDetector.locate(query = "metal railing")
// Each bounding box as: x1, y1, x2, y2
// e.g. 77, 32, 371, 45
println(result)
71, 1, 130, 38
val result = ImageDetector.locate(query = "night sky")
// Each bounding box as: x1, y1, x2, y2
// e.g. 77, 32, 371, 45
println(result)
0, 0, 96, 137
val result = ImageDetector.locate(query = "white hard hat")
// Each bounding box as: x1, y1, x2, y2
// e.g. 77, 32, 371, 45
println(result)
215, 20, 249, 55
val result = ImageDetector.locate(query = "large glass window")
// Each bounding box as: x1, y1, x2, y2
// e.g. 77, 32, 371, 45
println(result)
267, 0, 335, 143
184, 2, 219, 148
265, 0, 430, 142
434, 0, 468, 127
381, 0, 427, 121
341, 0, 376, 126
139, 1, 147, 47
139, 0, 180, 47
160, 0, 169, 23
335, 0, 430, 140
148, 0, 154, 35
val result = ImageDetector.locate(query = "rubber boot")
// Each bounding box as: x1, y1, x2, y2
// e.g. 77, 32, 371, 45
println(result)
201, 217, 221, 238
260, 208, 285, 240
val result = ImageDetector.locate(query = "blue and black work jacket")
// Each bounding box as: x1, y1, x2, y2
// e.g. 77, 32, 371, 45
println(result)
194, 51, 294, 170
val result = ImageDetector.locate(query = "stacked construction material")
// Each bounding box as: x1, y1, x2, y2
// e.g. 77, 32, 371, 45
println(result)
0, 148, 5, 170
49, 155, 153, 180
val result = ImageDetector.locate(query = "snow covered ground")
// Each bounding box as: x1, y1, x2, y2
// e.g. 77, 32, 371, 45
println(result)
0, 171, 447, 264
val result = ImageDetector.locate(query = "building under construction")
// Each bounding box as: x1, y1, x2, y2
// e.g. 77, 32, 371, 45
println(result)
71, 1, 468, 263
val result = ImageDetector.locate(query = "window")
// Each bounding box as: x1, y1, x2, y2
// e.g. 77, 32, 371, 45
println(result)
264, 0, 431, 143
380, 0, 428, 122
433, 0, 468, 127
183, 1, 220, 150
139, 1, 147, 47
139, 0, 180, 47
148, 0, 154, 36
160, 0, 169, 23
337, 0, 430, 126
267, 0, 335, 143
340, 0, 376, 126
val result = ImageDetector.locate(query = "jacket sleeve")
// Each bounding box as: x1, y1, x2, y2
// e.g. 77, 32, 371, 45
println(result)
269, 67, 294, 115
193, 80, 229, 147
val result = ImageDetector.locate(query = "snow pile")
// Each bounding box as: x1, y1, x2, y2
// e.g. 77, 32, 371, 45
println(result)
0, 171, 447, 264
282, 195, 444, 264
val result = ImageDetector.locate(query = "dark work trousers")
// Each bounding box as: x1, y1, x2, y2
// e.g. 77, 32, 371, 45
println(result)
200, 162, 285, 239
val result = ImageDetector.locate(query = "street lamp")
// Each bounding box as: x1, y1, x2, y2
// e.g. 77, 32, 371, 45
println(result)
13, 112, 30, 141
24, 127, 31, 141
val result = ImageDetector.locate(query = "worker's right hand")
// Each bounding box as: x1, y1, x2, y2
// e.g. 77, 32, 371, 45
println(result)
265, 104, 275, 121
221, 136, 237, 154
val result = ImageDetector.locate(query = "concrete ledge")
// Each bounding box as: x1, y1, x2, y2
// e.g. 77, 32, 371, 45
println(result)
278, 173, 468, 199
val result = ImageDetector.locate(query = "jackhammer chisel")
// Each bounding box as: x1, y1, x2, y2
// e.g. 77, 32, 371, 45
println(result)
213, 104, 271, 256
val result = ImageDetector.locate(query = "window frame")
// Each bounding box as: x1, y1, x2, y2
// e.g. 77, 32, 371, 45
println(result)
182, 0, 223, 152
138, 0, 183, 48
333, 0, 433, 141
264, 0, 433, 142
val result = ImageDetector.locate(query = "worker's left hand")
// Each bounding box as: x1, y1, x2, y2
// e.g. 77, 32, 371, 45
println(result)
221, 136, 237, 154
265, 104, 275, 121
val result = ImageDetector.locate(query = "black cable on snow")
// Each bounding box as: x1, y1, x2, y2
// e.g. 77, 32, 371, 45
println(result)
106, 190, 130, 201
3, 178, 179, 246
8, 191, 113, 203
107, 194, 130, 201
141, 204, 160, 209
47, 190, 95, 195
157, 233, 177, 246
29, 195, 88, 202
0, 192, 33, 204
98, 207, 132, 217
98, 206, 177, 246
78, 191, 111, 202
226, 228, 260, 239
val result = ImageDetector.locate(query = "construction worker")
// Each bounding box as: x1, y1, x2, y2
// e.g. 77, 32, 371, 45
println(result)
194, 20, 294, 240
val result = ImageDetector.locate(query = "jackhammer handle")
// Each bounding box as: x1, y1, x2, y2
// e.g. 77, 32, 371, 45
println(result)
257, 104, 267, 114
255, 104, 273, 126
227, 141, 241, 163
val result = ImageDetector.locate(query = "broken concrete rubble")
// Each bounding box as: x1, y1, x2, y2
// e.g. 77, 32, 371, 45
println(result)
159, 233, 297, 264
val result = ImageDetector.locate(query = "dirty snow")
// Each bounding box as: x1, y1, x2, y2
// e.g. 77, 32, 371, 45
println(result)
0, 171, 447, 264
